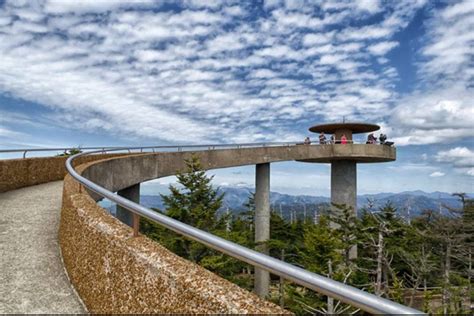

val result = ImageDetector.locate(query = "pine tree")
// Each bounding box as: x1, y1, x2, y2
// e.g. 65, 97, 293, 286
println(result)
142, 155, 225, 263
331, 203, 358, 266
357, 203, 403, 298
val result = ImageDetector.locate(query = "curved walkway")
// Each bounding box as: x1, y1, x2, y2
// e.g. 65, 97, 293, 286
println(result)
0, 181, 85, 313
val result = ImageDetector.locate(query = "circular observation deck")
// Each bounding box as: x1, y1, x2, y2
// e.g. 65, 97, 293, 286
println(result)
297, 143, 396, 163
309, 122, 380, 141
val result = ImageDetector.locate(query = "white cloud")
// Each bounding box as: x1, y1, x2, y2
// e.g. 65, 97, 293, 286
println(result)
391, 89, 473, 145
368, 41, 399, 55
43, 0, 154, 14
419, 0, 473, 84
0, 126, 26, 138
302, 32, 333, 46
0, 0, 435, 145
441, 0, 474, 19
436, 147, 474, 167
354, 0, 382, 14
184, 0, 224, 10
338, 25, 393, 41
263, 0, 282, 11
223, 5, 245, 16
390, 0, 474, 146
430, 171, 445, 177
436, 147, 474, 176
0, 16, 12, 26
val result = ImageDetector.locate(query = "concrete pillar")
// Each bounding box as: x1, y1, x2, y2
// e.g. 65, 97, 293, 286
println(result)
117, 183, 140, 227
254, 163, 270, 298
331, 160, 357, 258
331, 160, 357, 213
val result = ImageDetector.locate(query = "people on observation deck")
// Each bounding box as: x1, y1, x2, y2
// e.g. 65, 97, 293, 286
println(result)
341, 134, 347, 144
379, 133, 387, 144
319, 132, 326, 144
330, 135, 335, 144
304, 136, 311, 145
367, 133, 377, 144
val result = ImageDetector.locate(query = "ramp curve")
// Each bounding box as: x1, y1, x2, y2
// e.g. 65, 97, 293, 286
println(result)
0, 181, 85, 313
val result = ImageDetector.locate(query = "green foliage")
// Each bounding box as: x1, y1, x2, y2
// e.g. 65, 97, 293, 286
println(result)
389, 274, 404, 304
141, 160, 472, 314
299, 215, 343, 275
143, 155, 225, 263
55, 147, 82, 156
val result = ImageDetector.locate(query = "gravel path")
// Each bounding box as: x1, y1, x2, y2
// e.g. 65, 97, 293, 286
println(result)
0, 181, 86, 314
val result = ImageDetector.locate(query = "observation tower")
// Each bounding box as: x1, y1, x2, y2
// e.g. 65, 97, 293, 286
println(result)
302, 122, 395, 215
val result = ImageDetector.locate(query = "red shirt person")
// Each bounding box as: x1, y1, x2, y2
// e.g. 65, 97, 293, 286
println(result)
341, 134, 347, 144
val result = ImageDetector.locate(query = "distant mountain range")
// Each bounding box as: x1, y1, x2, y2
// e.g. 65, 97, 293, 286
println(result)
110, 186, 471, 220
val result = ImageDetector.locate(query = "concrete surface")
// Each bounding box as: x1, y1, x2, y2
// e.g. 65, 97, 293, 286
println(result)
254, 163, 270, 298
331, 160, 357, 258
0, 181, 86, 314
117, 183, 140, 227
82, 144, 395, 200
331, 160, 357, 213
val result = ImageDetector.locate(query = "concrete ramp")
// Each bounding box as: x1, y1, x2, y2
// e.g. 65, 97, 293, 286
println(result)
0, 181, 85, 313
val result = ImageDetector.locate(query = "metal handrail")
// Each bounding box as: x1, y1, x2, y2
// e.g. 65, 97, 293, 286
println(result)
64, 145, 420, 315
0, 140, 394, 158
1, 143, 295, 158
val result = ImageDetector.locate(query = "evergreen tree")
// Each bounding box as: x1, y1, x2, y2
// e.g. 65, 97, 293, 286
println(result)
357, 203, 403, 297
331, 203, 358, 266
142, 155, 225, 263
139, 162, 473, 314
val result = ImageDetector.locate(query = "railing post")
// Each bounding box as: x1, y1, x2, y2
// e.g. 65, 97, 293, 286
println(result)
133, 213, 140, 237
23, 151, 27, 159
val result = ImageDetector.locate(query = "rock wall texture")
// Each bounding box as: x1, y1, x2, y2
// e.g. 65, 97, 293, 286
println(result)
0, 154, 121, 193
60, 159, 288, 314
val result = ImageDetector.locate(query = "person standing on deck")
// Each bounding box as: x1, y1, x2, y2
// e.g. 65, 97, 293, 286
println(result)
319, 132, 327, 144
341, 134, 347, 144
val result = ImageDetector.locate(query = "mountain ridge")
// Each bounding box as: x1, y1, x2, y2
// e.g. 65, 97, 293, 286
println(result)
132, 185, 471, 219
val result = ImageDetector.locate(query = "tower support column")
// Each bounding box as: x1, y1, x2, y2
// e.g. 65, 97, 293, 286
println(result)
117, 183, 140, 227
331, 160, 357, 212
254, 163, 270, 298
331, 160, 357, 258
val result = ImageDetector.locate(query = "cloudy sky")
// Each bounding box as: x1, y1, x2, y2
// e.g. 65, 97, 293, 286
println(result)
0, 0, 473, 195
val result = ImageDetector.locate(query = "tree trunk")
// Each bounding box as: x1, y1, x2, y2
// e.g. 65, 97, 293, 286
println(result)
279, 249, 285, 308
469, 247, 472, 310
327, 260, 334, 315
443, 242, 451, 315
375, 229, 384, 296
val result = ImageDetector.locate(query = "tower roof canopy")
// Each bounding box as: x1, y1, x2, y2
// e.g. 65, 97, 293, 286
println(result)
309, 122, 380, 134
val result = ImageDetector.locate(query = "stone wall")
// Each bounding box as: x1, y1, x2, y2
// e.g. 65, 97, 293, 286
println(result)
60, 159, 288, 314
0, 154, 122, 193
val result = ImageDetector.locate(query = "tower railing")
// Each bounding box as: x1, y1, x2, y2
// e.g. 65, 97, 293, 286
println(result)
53, 144, 420, 315
0, 140, 395, 158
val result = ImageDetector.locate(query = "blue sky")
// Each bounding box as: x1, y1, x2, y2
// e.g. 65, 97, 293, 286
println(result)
0, 0, 473, 195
